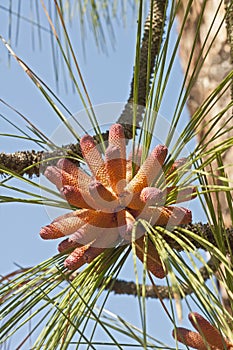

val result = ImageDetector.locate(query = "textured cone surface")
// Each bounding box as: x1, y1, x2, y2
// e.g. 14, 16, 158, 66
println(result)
108, 124, 126, 162
67, 223, 106, 246
80, 135, 108, 185
189, 313, 229, 349
64, 244, 91, 270
57, 159, 93, 191
56, 159, 80, 176
126, 192, 145, 210
90, 224, 119, 248
84, 246, 105, 263
51, 209, 89, 223
135, 236, 166, 279
173, 328, 209, 350
45, 166, 83, 190
61, 185, 94, 209
40, 209, 99, 239
44, 166, 64, 190
126, 145, 167, 194
105, 145, 127, 194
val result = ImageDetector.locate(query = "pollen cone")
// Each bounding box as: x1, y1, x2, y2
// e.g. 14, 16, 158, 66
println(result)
60, 185, 94, 209
108, 124, 126, 162
189, 313, 229, 349
134, 236, 166, 279
40, 209, 99, 239
89, 180, 117, 211
57, 159, 92, 190
44, 166, 71, 190
64, 243, 92, 270
58, 237, 82, 253
126, 145, 167, 194
172, 328, 208, 350
80, 135, 108, 186
105, 145, 126, 195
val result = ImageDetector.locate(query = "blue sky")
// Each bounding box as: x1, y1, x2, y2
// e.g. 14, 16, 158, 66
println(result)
0, 2, 206, 348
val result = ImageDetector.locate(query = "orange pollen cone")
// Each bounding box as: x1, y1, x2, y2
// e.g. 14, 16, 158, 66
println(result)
58, 237, 82, 253
139, 206, 192, 226
60, 185, 94, 209
105, 145, 126, 195
126, 144, 168, 194
64, 243, 92, 270
80, 135, 108, 185
134, 236, 166, 279
88, 181, 118, 212
172, 328, 208, 350
40, 209, 101, 239
108, 123, 126, 161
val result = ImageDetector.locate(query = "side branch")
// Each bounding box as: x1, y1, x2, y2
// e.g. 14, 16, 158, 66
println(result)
103, 255, 219, 299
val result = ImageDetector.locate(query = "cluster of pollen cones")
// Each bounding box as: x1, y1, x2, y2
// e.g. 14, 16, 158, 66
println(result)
40, 124, 196, 277
173, 312, 233, 350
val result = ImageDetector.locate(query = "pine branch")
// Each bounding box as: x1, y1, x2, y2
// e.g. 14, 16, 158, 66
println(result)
103, 255, 219, 299
0, 0, 167, 178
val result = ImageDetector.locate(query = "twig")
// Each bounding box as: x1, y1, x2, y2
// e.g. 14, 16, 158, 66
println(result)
102, 255, 219, 299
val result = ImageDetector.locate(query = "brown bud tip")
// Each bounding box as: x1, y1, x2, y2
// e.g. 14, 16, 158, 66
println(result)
64, 244, 90, 270
40, 226, 57, 240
